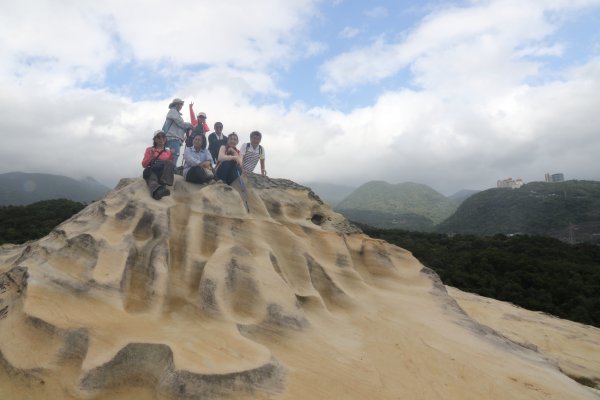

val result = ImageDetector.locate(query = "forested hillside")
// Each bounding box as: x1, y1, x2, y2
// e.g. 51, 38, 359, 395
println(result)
438, 180, 600, 243
0, 199, 86, 244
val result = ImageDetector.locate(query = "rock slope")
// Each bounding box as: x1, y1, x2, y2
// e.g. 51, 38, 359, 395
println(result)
0, 174, 598, 399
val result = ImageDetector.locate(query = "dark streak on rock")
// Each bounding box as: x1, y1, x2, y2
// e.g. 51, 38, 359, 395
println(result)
335, 253, 350, 268
133, 211, 155, 241
81, 343, 286, 399
58, 328, 89, 363
420, 267, 447, 293
225, 257, 252, 291
265, 303, 308, 330
200, 279, 219, 313
26, 316, 57, 334
115, 201, 137, 220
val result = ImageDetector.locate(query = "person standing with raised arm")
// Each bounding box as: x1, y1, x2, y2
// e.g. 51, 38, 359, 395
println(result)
187, 102, 209, 147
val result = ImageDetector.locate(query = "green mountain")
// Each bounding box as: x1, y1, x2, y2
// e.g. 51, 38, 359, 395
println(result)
437, 180, 600, 243
0, 172, 110, 205
335, 181, 458, 230
448, 189, 479, 205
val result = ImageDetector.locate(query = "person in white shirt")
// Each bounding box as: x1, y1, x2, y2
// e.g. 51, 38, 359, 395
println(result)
240, 131, 266, 176
183, 134, 215, 184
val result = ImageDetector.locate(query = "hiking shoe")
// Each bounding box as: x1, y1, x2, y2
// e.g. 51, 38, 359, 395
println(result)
152, 186, 169, 200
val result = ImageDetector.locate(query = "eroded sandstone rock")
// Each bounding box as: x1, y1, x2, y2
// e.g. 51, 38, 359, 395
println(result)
0, 174, 598, 399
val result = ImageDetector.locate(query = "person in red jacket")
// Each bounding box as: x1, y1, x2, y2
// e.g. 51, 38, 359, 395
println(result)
141, 130, 175, 200
189, 102, 209, 131
187, 102, 209, 147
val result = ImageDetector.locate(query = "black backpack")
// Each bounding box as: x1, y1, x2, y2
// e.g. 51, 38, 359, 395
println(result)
186, 125, 206, 147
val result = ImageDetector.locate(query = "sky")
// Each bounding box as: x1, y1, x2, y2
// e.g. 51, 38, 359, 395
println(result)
1, 0, 599, 195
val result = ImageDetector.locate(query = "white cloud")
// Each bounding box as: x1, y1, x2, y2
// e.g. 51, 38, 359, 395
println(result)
0, 0, 319, 92
338, 26, 360, 39
0, 2, 117, 90
319, 0, 591, 93
0, 0, 319, 186
98, 0, 318, 69
0, 0, 599, 197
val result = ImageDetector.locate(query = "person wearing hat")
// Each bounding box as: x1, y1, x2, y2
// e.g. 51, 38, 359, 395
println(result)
141, 130, 175, 200
163, 98, 193, 165
189, 102, 209, 133
187, 102, 209, 147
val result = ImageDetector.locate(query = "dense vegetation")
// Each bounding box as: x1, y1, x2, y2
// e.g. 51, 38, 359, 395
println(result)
335, 181, 457, 228
337, 209, 435, 231
0, 199, 86, 245
437, 180, 600, 243
361, 225, 600, 328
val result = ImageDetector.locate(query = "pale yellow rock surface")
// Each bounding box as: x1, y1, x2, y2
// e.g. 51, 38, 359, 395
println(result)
448, 286, 600, 392
0, 174, 598, 399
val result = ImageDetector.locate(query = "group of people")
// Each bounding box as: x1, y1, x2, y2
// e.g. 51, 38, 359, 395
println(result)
141, 98, 266, 200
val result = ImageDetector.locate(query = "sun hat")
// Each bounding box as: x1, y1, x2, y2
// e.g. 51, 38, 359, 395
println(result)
168, 98, 184, 108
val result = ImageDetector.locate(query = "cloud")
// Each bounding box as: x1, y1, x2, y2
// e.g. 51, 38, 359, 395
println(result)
0, 2, 117, 90
0, 0, 599, 197
98, 0, 318, 69
323, 62, 598, 192
319, 1, 593, 93
0, 0, 319, 92
0, 1, 319, 187
338, 26, 360, 39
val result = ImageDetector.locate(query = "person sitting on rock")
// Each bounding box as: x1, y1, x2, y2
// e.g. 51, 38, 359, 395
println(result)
141, 130, 175, 200
215, 132, 243, 185
183, 133, 215, 184
208, 122, 227, 163
240, 131, 266, 176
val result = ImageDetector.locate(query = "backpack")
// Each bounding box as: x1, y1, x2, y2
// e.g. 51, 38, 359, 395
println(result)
245, 143, 263, 155
186, 125, 206, 147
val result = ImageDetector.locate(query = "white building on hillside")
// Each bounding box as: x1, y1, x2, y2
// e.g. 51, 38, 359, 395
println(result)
497, 177, 524, 189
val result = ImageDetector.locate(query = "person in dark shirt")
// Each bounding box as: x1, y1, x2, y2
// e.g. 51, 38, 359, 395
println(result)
208, 122, 227, 163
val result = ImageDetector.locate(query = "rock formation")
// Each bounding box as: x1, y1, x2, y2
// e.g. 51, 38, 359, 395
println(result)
0, 174, 598, 399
